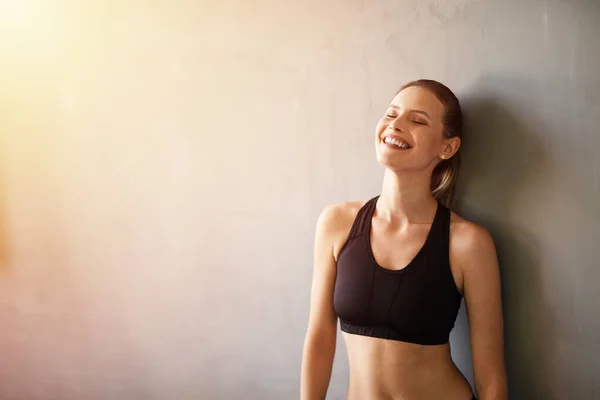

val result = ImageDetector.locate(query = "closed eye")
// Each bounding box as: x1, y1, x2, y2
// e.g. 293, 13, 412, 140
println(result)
413, 120, 426, 125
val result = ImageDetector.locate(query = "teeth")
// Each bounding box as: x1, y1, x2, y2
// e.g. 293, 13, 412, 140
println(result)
384, 136, 410, 149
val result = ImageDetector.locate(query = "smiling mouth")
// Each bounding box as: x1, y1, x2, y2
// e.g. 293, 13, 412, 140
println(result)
382, 136, 412, 149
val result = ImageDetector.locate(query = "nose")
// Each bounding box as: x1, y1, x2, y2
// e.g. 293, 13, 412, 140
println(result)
389, 115, 405, 132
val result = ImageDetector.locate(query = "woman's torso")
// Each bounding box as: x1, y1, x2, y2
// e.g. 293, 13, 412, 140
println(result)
343, 334, 472, 400
331, 197, 473, 400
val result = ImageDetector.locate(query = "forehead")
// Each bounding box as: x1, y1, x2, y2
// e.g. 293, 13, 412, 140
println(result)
389, 86, 445, 117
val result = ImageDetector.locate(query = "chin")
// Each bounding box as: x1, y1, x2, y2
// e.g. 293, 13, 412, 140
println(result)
375, 152, 405, 171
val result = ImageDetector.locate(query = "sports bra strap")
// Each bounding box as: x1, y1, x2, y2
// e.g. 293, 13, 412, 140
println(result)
346, 196, 379, 239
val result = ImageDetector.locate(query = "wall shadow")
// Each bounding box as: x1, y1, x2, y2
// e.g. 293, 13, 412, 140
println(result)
451, 75, 553, 399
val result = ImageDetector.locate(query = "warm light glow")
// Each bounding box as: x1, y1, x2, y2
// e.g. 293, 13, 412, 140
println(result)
0, 0, 30, 25
0, 0, 74, 87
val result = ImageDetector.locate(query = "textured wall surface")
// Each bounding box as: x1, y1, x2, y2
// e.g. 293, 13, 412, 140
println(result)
0, 1, 599, 399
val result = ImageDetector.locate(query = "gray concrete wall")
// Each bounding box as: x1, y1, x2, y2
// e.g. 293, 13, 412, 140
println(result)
0, 1, 599, 399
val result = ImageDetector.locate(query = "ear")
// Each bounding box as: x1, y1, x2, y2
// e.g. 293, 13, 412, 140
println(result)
440, 136, 461, 160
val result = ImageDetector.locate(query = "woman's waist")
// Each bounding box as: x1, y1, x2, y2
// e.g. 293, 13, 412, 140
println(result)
347, 364, 472, 400
344, 333, 472, 399
347, 348, 462, 381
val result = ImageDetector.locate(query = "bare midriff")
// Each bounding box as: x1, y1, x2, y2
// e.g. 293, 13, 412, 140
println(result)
343, 332, 473, 400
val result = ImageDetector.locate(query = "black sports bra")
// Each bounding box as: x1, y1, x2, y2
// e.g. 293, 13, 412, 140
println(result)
333, 196, 463, 345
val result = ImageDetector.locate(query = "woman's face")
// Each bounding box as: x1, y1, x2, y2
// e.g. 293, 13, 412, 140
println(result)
375, 86, 457, 171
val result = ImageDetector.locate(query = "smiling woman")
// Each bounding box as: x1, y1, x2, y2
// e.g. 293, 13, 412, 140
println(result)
376, 81, 464, 208
301, 79, 507, 400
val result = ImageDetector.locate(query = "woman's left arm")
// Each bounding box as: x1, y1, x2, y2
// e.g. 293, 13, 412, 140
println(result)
455, 224, 508, 400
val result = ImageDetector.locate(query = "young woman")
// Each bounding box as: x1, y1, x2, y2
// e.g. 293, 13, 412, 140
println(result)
300, 80, 507, 400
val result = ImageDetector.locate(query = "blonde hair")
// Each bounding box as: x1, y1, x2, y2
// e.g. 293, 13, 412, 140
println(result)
397, 79, 463, 208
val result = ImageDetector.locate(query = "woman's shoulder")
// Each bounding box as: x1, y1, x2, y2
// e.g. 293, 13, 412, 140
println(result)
316, 199, 370, 258
316, 199, 368, 233
448, 209, 497, 265
449, 209, 493, 238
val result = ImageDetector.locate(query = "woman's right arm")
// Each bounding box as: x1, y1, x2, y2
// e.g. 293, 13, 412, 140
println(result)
300, 205, 343, 400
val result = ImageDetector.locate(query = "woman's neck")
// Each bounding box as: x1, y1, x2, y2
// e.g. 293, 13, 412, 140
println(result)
378, 168, 438, 224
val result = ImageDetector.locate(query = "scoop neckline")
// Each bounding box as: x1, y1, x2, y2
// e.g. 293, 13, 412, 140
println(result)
365, 196, 441, 275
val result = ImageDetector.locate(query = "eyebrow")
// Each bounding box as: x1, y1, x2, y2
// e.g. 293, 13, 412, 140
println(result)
388, 105, 431, 120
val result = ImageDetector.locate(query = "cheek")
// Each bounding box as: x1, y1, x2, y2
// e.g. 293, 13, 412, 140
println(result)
375, 119, 387, 135
416, 134, 441, 153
